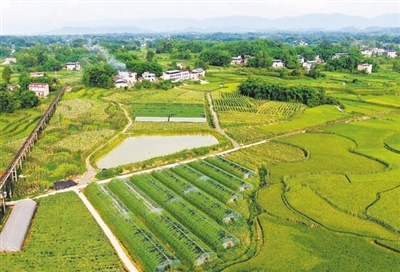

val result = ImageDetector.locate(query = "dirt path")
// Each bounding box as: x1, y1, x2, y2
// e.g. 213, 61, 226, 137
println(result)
78, 103, 133, 185
207, 92, 240, 148
74, 188, 139, 272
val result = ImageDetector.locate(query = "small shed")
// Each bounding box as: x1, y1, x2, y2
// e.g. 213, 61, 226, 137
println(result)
0, 199, 37, 252
53, 179, 77, 190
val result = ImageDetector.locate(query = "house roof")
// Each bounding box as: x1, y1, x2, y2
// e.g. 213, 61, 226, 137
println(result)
29, 83, 49, 87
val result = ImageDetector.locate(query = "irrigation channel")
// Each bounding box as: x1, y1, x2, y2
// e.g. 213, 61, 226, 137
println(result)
0, 84, 68, 198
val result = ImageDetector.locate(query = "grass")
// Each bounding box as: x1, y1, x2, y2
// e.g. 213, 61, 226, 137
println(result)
0, 192, 124, 271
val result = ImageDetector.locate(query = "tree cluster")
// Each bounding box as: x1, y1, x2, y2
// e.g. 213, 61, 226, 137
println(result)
82, 63, 116, 89
0, 86, 39, 113
125, 60, 163, 77
239, 77, 342, 108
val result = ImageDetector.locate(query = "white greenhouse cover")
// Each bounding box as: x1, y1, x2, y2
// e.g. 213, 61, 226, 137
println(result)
0, 199, 37, 252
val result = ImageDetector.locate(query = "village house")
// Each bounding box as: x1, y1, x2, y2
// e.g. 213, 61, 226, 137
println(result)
303, 61, 316, 71
243, 55, 252, 65
386, 51, 398, 58
114, 78, 128, 88
118, 71, 137, 85
2, 57, 17, 65
361, 50, 373, 57
371, 48, 385, 55
315, 55, 323, 63
191, 68, 206, 79
161, 69, 190, 82
231, 56, 242, 65
332, 53, 349, 59
357, 63, 373, 74
141, 71, 157, 82
299, 41, 309, 46
29, 72, 45, 78
28, 83, 49, 97
298, 55, 305, 64
7, 84, 20, 91
272, 59, 284, 68
65, 62, 81, 70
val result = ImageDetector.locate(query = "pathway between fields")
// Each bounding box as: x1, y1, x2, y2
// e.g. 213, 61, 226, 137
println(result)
206, 92, 240, 148
78, 103, 133, 185
74, 189, 139, 272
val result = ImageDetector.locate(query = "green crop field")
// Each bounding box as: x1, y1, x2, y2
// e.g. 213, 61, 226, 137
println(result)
85, 156, 258, 271
0, 192, 124, 271
130, 103, 205, 117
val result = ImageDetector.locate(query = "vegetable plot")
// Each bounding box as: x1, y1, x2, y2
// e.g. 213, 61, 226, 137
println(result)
171, 164, 243, 203
85, 183, 181, 272
108, 179, 216, 267
188, 160, 254, 192
151, 169, 242, 224
126, 175, 240, 252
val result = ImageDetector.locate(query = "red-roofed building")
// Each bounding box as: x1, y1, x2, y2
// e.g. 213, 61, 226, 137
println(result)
28, 83, 49, 97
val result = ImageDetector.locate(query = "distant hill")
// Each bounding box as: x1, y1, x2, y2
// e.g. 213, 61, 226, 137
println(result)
46, 13, 400, 34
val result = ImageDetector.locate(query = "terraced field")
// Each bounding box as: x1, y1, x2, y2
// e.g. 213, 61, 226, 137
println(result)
225, 114, 400, 271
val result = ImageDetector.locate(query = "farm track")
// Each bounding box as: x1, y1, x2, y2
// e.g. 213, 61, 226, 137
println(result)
207, 92, 240, 148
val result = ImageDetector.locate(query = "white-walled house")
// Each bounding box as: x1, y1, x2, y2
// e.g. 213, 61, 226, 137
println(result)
28, 83, 49, 97
303, 61, 316, 71
272, 60, 284, 68
65, 62, 81, 70
191, 68, 206, 79
114, 78, 128, 88
357, 63, 373, 74
231, 56, 242, 65
117, 71, 137, 85
7, 84, 20, 91
387, 51, 398, 58
2, 57, 17, 64
332, 53, 349, 59
29, 72, 45, 78
315, 55, 323, 63
161, 69, 190, 82
141, 71, 157, 82
361, 50, 373, 57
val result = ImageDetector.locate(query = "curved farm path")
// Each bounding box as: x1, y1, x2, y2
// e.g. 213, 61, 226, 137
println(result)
79, 103, 133, 185
207, 92, 240, 148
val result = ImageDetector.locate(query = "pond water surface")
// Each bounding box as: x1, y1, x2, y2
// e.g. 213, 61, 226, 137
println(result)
96, 135, 219, 169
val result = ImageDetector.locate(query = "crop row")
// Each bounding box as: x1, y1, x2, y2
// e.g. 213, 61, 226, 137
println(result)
151, 169, 241, 224
108, 178, 215, 266
256, 101, 303, 116
205, 156, 256, 179
171, 164, 243, 203
128, 175, 240, 252
213, 99, 257, 113
188, 160, 254, 192
85, 183, 181, 272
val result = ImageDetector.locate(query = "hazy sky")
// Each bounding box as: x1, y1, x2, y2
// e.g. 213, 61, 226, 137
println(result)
1, 0, 399, 34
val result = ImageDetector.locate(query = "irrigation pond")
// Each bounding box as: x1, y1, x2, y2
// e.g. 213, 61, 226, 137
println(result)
96, 135, 219, 168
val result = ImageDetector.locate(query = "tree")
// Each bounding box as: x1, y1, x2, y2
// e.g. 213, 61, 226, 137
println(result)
82, 63, 116, 89
199, 49, 231, 67
17, 90, 39, 108
2, 66, 11, 84
146, 50, 155, 62
393, 59, 400, 73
